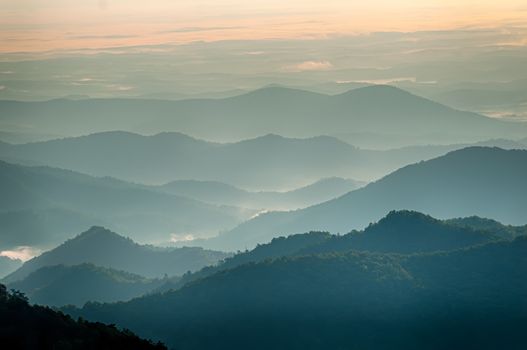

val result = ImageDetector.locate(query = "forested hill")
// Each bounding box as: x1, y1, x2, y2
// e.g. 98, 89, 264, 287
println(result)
0, 284, 166, 349
156, 210, 521, 292
70, 235, 527, 349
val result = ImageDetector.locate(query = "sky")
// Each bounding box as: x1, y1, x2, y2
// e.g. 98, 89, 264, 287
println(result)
1, 0, 527, 53
0, 0, 526, 121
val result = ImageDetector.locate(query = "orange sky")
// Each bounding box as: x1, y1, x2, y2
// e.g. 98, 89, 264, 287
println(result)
1, 0, 526, 53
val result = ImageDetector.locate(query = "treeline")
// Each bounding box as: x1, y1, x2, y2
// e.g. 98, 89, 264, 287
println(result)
71, 235, 527, 349
0, 284, 166, 349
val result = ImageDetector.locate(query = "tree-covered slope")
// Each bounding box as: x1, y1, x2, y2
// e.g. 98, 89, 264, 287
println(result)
0, 284, 166, 349
157, 210, 510, 293
70, 236, 527, 350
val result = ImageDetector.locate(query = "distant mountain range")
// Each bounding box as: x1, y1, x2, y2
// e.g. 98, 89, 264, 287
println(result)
2, 85, 526, 147
1, 130, 525, 189
157, 177, 364, 210
204, 147, 527, 250
3, 226, 230, 283
66, 211, 527, 350
8, 263, 163, 307
0, 160, 253, 248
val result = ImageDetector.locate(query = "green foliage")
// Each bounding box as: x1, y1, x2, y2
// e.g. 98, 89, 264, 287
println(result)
302, 210, 500, 255
445, 215, 527, 239
156, 231, 331, 292
157, 210, 512, 293
70, 235, 527, 349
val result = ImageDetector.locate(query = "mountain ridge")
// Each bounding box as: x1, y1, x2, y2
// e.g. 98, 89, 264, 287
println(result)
3, 226, 230, 283
204, 147, 527, 250
2, 85, 526, 147
0, 159, 252, 248
8, 263, 163, 307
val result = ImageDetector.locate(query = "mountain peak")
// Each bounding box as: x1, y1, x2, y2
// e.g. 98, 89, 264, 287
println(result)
372, 210, 438, 229
151, 131, 206, 143
73, 226, 131, 245
336, 84, 416, 99
79, 225, 113, 236
236, 86, 325, 101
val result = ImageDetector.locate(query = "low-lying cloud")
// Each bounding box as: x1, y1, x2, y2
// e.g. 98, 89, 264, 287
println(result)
286, 60, 333, 72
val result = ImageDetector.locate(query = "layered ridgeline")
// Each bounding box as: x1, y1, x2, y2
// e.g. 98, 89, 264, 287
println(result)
7, 264, 164, 307
156, 210, 523, 293
206, 147, 527, 250
1, 130, 525, 189
0, 284, 166, 349
68, 212, 527, 350
0, 160, 254, 249
3, 226, 230, 283
157, 177, 364, 210
1, 85, 526, 147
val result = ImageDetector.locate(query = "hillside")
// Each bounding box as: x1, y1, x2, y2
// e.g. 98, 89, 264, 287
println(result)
2, 85, 526, 147
2, 130, 524, 190
207, 147, 527, 250
300, 210, 502, 255
3, 226, 230, 283
70, 236, 527, 349
8, 263, 163, 307
0, 284, 166, 349
0, 256, 22, 279
0, 160, 252, 248
158, 177, 364, 210
156, 210, 509, 293
0, 131, 373, 188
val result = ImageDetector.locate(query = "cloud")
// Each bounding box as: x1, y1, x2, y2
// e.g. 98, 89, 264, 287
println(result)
0, 85, 5, 90
77, 77, 105, 83
170, 233, 196, 243
160, 26, 245, 34
0, 246, 41, 261
106, 84, 134, 91
67, 34, 138, 40
285, 60, 333, 72
244, 51, 265, 55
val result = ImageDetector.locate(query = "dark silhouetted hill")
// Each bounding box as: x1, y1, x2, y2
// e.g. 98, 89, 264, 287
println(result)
157, 210, 511, 293
69, 235, 527, 350
0, 284, 166, 349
